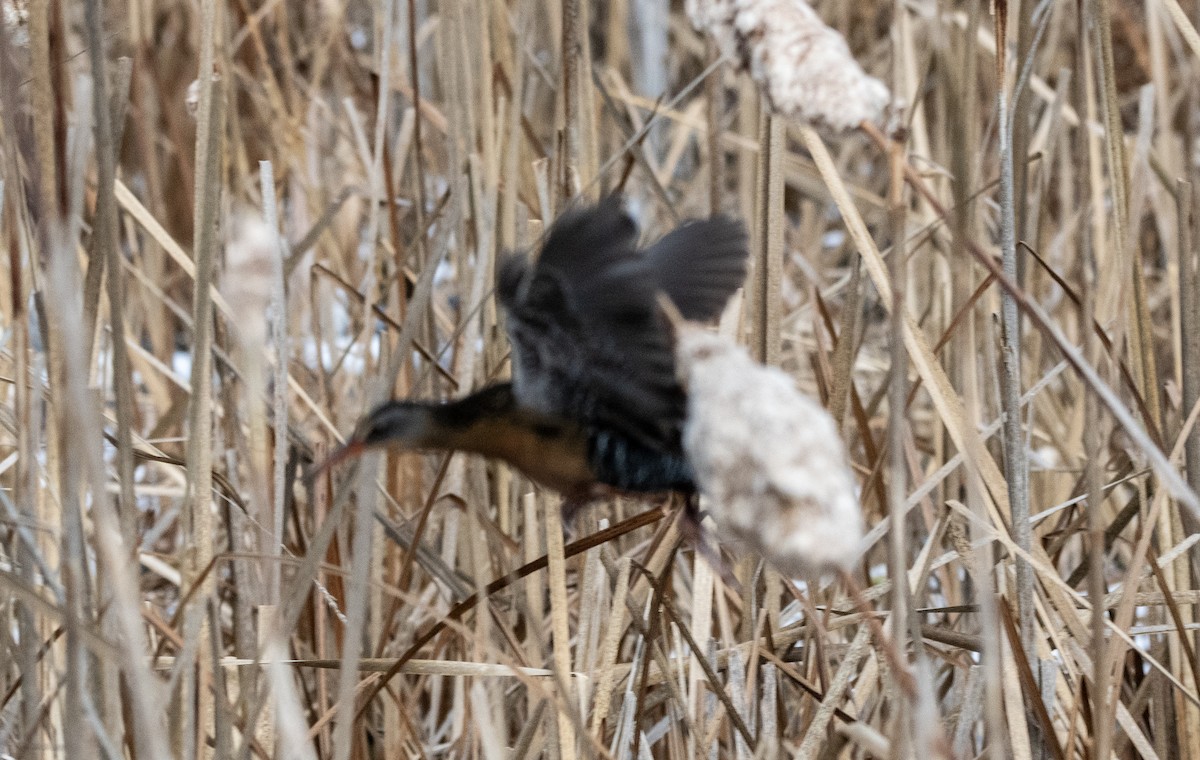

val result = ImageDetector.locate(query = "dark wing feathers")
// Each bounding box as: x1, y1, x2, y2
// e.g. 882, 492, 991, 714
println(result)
533, 195, 640, 284
498, 199, 648, 322
499, 197, 748, 450
496, 253, 530, 310
643, 214, 748, 320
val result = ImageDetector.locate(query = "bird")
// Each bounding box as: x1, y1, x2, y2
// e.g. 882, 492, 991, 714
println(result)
316, 197, 749, 515
318, 381, 693, 506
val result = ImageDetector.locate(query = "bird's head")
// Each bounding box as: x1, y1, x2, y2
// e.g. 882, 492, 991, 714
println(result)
353, 400, 436, 448
310, 401, 436, 480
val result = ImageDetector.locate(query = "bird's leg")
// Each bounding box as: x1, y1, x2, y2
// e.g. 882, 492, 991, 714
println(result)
560, 492, 593, 535
678, 492, 740, 591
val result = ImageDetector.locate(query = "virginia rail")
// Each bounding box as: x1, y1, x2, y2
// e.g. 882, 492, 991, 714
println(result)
319, 197, 748, 511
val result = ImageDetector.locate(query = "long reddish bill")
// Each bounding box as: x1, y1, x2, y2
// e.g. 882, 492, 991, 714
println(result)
308, 440, 367, 483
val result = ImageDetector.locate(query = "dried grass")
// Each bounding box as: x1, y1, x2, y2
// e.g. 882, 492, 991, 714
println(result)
2, 0, 1200, 757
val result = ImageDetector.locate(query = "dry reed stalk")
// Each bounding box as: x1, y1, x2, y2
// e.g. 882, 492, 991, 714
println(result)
1178, 176, 1200, 755
826, 256, 863, 429
181, 0, 224, 753
752, 110, 783, 366
1182, 180, 1199, 500
77, 3, 172, 757
25, 0, 57, 224
539, 489, 578, 760
1083, 228, 1110, 760
994, 0, 1036, 677
944, 9, 1008, 754
44, 93, 96, 760
0, 24, 42, 755
259, 162, 289, 606
883, 122, 919, 754
85, 8, 134, 550
705, 39, 724, 215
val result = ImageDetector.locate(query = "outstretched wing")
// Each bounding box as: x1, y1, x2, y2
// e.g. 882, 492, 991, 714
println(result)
642, 214, 748, 321
498, 197, 747, 449
499, 198, 679, 446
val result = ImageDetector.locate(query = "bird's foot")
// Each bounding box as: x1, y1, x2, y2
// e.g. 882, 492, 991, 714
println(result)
678, 494, 740, 591
559, 501, 578, 528
560, 490, 598, 536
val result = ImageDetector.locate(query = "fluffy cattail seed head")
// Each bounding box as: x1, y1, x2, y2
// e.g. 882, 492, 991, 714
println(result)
676, 327, 863, 575
687, 0, 893, 132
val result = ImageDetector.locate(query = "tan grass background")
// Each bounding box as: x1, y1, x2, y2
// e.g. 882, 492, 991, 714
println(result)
3, 0, 1200, 757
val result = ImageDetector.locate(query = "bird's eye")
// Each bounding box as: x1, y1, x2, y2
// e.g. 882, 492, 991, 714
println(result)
355, 420, 379, 443
365, 421, 387, 442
